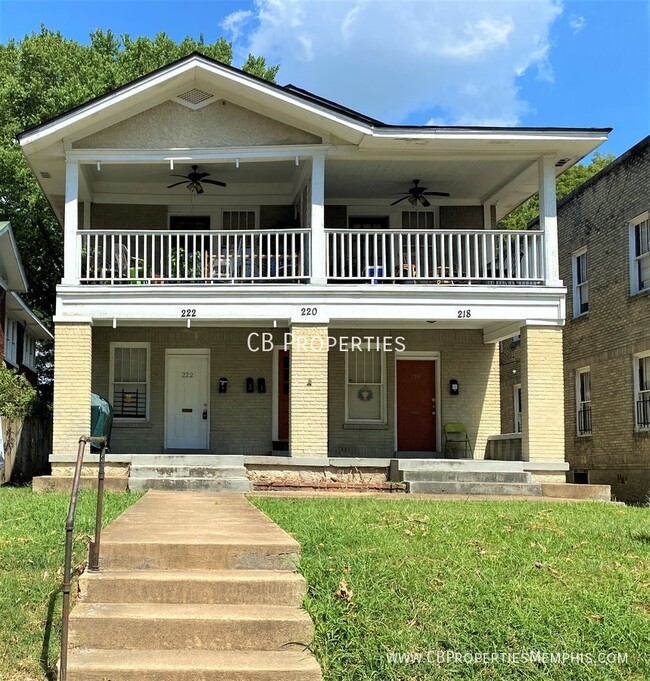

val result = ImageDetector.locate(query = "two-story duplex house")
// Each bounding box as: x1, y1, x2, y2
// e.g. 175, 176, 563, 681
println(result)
0, 222, 52, 383
18, 54, 611, 492
502, 136, 649, 503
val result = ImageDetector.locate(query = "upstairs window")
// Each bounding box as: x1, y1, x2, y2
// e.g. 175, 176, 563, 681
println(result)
22, 333, 36, 371
4, 316, 18, 365
630, 212, 650, 294
576, 367, 592, 436
572, 247, 589, 317
634, 352, 650, 430
110, 343, 150, 420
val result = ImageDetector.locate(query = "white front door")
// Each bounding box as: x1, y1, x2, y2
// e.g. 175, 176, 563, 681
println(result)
165, 351, 210, 450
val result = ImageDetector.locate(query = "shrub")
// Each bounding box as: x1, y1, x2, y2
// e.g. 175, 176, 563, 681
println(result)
0, 364, 37, 419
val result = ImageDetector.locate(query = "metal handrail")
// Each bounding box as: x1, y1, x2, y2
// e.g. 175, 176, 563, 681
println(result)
60, 435, 107, 681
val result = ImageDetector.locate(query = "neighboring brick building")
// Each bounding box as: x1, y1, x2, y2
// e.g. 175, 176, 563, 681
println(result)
501, 136, 650, 502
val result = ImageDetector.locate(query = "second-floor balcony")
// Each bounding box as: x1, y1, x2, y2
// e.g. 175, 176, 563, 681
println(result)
78, 226, 545, 286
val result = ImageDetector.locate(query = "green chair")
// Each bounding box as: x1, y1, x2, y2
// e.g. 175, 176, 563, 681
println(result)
443, 423, 474, 459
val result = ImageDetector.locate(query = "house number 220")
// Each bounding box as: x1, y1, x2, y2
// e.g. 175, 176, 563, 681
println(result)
301, 307, 318, 316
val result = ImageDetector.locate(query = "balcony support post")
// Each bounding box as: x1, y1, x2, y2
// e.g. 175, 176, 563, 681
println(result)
538, 156, 561, 286
63, 160, 80, 285
310, 156, 327, 284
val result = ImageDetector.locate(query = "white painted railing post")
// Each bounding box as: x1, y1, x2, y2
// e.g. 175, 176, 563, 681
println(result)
62, 160, 79, 285
538, 156, 561, 286
310, 156, 326, 285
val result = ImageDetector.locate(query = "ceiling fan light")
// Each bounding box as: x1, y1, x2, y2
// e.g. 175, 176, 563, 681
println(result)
408, 196, 417, 206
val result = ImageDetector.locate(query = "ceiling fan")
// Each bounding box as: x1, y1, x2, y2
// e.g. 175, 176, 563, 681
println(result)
167, 165, 227, 194
391, 179, 450, 207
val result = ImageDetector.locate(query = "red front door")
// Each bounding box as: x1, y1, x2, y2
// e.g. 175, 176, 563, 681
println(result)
278, 350, 290, 440
396, 360, 436, 451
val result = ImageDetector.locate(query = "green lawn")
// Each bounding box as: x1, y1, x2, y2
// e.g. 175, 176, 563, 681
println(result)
0, 487, 141, 680
252, 497, 650, 681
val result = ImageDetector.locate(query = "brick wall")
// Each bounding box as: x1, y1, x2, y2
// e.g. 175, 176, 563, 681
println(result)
328, 329, 500, 457
92, 327, 285, 455
90, 204, 168, 230
440, 205, 484, 229
52, 322, 92, 456
521, 326, 565, 462
289, 325, 329, 456
558, 137, 650, 501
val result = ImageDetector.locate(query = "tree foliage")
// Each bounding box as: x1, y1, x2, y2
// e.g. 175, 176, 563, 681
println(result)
498, 153, 616, 231
0, 365, 37, 419
0, 27, 279, 320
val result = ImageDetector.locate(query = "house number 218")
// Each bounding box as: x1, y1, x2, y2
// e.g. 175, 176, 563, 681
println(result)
457, 309, 472, 318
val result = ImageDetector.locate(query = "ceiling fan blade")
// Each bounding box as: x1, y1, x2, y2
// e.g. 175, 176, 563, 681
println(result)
167, 181, 188, 188
419, 196, 431, 207
202, 179, 227, 187
390, 196, 409, 206
422, 191, 450, 197
169, 174, 190, 180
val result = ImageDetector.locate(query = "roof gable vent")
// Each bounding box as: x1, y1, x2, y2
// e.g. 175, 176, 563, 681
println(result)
174, 88, 215, 110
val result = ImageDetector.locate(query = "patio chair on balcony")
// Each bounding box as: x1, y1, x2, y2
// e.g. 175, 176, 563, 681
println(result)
443, 422, 474, 459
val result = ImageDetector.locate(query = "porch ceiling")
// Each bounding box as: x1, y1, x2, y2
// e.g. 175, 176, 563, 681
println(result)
55, 154, 542, 220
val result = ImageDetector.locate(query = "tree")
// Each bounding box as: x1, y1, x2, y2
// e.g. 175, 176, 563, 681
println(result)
0, 27, 279, 320
498, 153, 616, 231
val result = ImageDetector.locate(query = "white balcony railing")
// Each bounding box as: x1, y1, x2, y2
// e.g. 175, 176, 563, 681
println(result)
326, 228, 545, 284
78, 229, 310, 283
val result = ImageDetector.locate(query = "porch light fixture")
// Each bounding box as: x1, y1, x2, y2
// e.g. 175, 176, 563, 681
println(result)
96, 162, 101, 171
169, 160, 174, 170
235, 158, 240, 169
295, 156, 300, 166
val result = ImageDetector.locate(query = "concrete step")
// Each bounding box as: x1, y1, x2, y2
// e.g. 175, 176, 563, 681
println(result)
407, 481, 543, 496
396, 459, 525, 472
128, 477, 252, 493
79, 569, 306, 606
133, 455, 245, 467
69, 603, 314, 651
101, 540, 299, 571
32, 476, 128, 494
403, 470, 531, 483
129, 465, 247, 479
542, 482, 612, 501
66, 649, 322, 680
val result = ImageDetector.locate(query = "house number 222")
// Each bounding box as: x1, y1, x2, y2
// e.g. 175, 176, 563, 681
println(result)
180, 309, 196, 318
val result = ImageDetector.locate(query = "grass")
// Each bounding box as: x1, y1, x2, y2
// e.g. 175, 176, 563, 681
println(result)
0, 486, 141, 680
252, 497, 650, 681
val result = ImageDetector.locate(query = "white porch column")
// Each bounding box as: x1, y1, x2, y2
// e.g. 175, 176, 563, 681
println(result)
538, 156, 561, 286
310, 155, 326, 285
62, 160, 79, 285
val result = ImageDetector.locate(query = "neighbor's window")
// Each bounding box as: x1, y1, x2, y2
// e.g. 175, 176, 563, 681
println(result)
346, 346, 385, 422
514, 384, 522, 433
634, 352, 650, 430
572, 247, 589, 316
630, 212, 650, 294
4, 316, 18, 365
576, 367, 592, 435
22, 333, 36, 371
110, 343, 150, 420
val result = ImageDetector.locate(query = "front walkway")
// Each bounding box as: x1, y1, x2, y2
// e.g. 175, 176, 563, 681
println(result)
66, 492, 322, 680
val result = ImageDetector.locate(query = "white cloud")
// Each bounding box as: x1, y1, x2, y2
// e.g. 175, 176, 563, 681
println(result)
224, 0, 564, 126
569, 15, 586, 35
220, 9, 254, 42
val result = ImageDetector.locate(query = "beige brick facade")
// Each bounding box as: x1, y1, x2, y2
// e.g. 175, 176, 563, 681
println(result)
521, 326, 565, 462
52, 322, 92, 456
289, 325, 329, 457
75, 325, 502, 459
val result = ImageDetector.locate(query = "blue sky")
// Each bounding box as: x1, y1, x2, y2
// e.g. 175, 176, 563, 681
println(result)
0, 0, 647, 159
